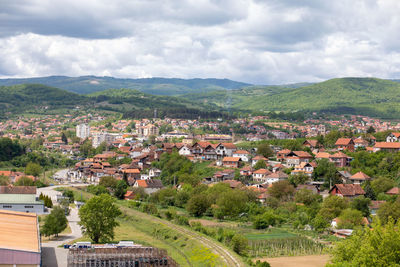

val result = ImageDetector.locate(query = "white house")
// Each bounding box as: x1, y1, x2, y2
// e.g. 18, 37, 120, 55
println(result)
233, 150, 250, 162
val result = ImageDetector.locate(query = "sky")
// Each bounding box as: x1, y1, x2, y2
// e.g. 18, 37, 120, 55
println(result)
0, 0, 399, 85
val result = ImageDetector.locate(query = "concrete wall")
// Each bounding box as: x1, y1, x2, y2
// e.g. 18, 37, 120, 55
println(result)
0, 204, 44, 215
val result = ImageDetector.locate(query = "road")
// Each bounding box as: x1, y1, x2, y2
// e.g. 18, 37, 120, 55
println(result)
38, 174, 86, 267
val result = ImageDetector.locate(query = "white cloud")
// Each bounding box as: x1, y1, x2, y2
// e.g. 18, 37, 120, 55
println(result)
0, 0, 400, 84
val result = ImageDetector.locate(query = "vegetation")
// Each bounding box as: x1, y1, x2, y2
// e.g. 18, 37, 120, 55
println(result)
329, 219, 400, 266
79, 194, 122, 243
41, 206, 67, 237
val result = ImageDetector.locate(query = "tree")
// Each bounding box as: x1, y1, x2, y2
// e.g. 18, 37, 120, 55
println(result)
215, 190, 249, 218
231, 234, 249, 256
366, 126, 376, 133
329, 219, 400, 266
337, 208, 364, 229
294, 188, 322, 206
253, 211, 283, 229
363, 180, 376, 200
289, 174, 309, 187
41, 206, 67, 237
114, 180, 128, 199
99, 176, 117, 189
257, 143, 273, 158
0, 175, 9, 185
268, 180, 295, 201
350, 196, 371, 217
313, 159, 340, 187
377, 199, 400, 224
25, 162, 42, 177
312, 215, 330, 233
79, 194, 121, 243
61, 132, 68, 144
15, 176, 34, 186
254, 160, 267, 170
186, 194, 210, 217
371, 177, 395, 196
317, 195, 348, 221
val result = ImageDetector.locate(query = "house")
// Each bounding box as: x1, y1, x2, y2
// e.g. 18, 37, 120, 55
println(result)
124, 190, 136, 200
353, 138, 369, 149
329, 184, 365, 198
216, 143, 237, 158
133, 179, 163, 194
277, 149, 291, 161
315, 152, 330, 160
212, 169, 235, 182
373, 142, 400, 152
252, 169, 272, 183
148, 168, 161, 178
203, 144, 218, 160
386, 187, 400, 195
0, 186, 44, 214
265, 171, 289, 184
222, 157, 242, 168
252, 155, 268, 167
329, 152, 351, 167
335, 138, 355, 151
303, 139, 320, 150
337, 170, 352, 183
178, 144, 192, 156
233, 150, 250, 162
386, 132, 400, 142
240, 166, 253, 176
0, 210, 41, 267
369, 200, 386, 216
349, 171, 371, 184
285, 151, 313, 167
291, 162, 315, 177
222, 180, 243, 189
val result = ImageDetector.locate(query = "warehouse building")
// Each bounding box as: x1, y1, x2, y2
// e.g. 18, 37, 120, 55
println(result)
0, 210, 41, 266
0, 186, 44, 214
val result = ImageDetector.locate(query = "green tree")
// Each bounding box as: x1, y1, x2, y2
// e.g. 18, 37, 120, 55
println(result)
25, 162, 42, 177
79, 194, 121, 243
0, 175, 10, 185
294, 188, 322, 206
41, 206, 67, 237
288, 173, 309, 187
366, 126, 375, 133
377, 199, 400, 224
215, 189, 249, 218
313, 159, 340, 187
252, 211, 283, 229
350, 196, 371, 217
231, 234, 249, 256
186, 194, 210, 217
114, 180, 128, 199
61, 132, 68, 144
329, 219, 400, 266
337, 208, 364, 229
257, 143, 273, 158
99, 176, 117, 189
312, 215, 330, 233
15, 176, 34, 186
371, 177, 395, 196
317, 195, 348, 221
254, 160, 267, 170
268, 180, 295, 201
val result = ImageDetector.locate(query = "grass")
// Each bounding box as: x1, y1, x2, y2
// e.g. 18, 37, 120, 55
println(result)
69, 188, 231, 267
245, 229, 298, 240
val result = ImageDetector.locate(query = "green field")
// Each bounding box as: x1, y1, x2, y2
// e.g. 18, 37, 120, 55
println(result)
244, 229, 298, 240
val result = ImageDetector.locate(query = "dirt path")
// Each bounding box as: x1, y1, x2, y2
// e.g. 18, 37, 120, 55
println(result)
256, 254, 330, 267
121, 206, 245, 267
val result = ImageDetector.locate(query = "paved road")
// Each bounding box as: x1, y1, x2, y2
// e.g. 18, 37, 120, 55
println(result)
38, 183, 85, 267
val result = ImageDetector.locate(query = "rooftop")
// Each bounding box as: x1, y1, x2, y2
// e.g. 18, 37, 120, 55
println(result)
0, 210, 40, 252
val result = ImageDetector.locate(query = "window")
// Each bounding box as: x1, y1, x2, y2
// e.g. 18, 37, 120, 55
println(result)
24, 205, 34, 208
2, 205, 12, 208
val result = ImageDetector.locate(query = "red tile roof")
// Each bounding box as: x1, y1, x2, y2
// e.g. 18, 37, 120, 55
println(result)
386, 187, 400, 195
335, 138, 354, 146
374, 142, 400, 149
350, 171, 370, 180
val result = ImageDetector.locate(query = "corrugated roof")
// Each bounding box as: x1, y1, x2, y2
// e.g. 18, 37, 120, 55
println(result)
0, 210, 39, 252
0, 194, 43, 204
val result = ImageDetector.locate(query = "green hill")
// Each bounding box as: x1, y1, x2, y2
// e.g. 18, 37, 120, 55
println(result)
0, 76, 251, 95
181, 77, 400, 118
0, 84, 230, 120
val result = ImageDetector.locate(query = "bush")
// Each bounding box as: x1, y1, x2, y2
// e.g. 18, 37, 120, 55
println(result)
231, 234, 249, 256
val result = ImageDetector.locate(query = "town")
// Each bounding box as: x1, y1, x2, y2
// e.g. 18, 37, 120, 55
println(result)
1, 111, 400, 266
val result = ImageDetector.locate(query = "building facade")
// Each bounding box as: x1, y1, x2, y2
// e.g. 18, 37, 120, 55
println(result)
76, 123, 90, 139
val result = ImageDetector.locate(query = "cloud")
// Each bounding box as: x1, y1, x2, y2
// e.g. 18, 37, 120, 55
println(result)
0, 0, 399, 84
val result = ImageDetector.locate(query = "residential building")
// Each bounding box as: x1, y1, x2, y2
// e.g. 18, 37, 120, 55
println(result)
233, 150, 250, 162
76, 123, 90, 139
137, 124, 159, 137
386, 132, 400, 142
373, 142, 400, 152
0, 210, 41, 267
133, 179, 163, 194
252, 169, 272, 183
329, 184, 365, 198
335, 138, 355, 151
265, 171, 289, 184
92, 132, 123, 148
222, 157, 241, 168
